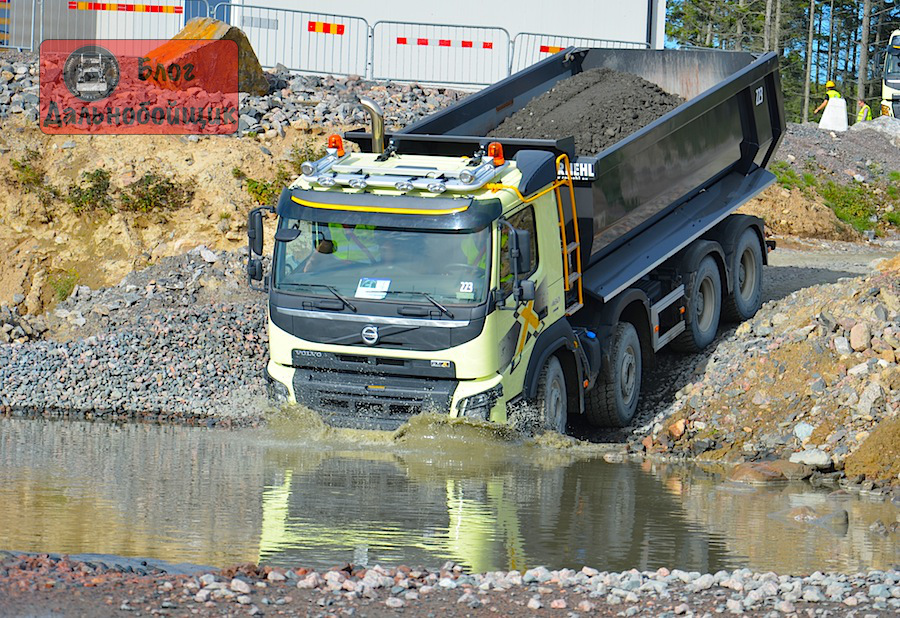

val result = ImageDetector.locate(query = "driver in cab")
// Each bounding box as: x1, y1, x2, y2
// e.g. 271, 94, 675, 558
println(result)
303, 222, 378, 272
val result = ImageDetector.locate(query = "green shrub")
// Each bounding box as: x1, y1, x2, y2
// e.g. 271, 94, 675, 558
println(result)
771, 161, 803, 190
818, 181, 878, 232
68, 169, 113, 213
232, 167, 246, 180
120, 173, 193, 212
8, 148, 61, 212
49, 269, 78, 302
244, 166, 292, 205
288, 140, 327, 175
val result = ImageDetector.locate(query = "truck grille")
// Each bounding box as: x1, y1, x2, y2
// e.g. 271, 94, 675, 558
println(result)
293, 369, 456, 431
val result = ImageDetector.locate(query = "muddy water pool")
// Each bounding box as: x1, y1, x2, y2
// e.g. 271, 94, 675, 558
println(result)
0, 415, 896, 574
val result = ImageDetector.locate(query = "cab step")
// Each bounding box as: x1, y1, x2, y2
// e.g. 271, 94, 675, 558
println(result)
565, 241, 580, 254
565, 302, 584, 315
568, 271, 581, 286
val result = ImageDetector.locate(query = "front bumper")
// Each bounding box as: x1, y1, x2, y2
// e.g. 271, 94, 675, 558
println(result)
293, 367, 457, 431
266, 359, 507, 430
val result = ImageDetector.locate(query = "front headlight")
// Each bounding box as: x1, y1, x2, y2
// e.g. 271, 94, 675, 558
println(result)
458, 384, 503, 421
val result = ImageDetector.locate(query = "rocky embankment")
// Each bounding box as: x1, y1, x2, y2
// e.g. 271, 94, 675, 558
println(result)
1, 554, 898, 617
632, 257, 900, 488
0, 53, 466, 134
0, 247, 268, 424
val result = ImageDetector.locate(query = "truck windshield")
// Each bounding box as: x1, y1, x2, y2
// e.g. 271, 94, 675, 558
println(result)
273, 219, 491, 306
887, 52, 900, 76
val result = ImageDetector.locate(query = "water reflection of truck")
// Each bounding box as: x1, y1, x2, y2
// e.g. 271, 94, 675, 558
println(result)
247, 48, 785, 433
255, 447, 730, 573
882, 30, 900, 117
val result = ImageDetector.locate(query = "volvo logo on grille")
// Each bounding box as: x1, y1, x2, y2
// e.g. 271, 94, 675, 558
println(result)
361, 325, 379, 345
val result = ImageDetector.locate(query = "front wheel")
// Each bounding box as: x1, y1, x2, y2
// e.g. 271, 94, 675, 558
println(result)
530, 355, 568, 434
585, 322, 642, 427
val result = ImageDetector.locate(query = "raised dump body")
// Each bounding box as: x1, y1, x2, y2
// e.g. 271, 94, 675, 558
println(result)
348, 48, 785, 300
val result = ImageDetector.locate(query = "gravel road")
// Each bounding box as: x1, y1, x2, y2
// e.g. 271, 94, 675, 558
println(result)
1, 554, 897, 617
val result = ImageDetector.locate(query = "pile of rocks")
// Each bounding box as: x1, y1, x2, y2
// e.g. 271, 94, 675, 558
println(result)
0, 54, 467, 135
48, 246, 256, 339
632, 264, 900, 484
775, 120, 900, 185
0, 300, 48, 344
0, 247, 268, 423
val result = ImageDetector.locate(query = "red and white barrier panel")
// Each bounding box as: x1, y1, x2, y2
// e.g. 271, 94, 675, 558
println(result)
308, 21, 345, 35
67, 2, 184, 14
396, 37, 494, 49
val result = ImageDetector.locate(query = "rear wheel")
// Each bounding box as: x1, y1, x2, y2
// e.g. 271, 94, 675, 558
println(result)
722, 228, 763, 322
585, 322, 642, 427
672, 255, 722, 352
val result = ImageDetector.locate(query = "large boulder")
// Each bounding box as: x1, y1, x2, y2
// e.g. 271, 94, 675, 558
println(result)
147, 17, 269, 95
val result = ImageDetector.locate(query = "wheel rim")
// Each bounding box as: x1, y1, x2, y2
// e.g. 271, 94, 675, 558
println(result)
621, 345, 637, 404
696, 276, 716, 332
738, 248, 757, 301
546, 374, 564, 430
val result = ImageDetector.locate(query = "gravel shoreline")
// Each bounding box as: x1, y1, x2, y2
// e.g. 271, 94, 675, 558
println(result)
1, 553, 898, 617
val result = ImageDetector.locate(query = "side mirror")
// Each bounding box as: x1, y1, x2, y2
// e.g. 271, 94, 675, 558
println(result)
515, 279, 535, 302
248, 209, 264, 256
247, 258, 263, 281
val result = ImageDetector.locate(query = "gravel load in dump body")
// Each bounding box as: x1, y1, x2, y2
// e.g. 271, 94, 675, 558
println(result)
487, 68, 684, 155
2, 554, 899, 617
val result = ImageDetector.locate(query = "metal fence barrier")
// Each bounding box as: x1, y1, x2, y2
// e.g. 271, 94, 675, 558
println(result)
371, 21, 510, 86
3, 3, 652, 87
511, 32, 649, 73
0, 0, 36, 50
212, 3, 369, 77
34, 0, 207, 44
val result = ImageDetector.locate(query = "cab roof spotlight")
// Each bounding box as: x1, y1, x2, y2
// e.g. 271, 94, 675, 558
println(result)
394, 180, 414, 192
300, 161, 317, 176
426, 182, 447, 193
349, 178, 368, 189
317, 175, 336, 187
459, 168, 477, 185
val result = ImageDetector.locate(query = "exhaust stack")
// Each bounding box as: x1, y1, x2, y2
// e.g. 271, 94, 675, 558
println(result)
358, 96, 385, 154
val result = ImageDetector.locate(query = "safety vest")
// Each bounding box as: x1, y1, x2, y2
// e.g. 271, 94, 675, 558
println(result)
328, 223, 378, 262
857, 104, 872, 122
826, 89, 842, 99
461, 234, 512, 283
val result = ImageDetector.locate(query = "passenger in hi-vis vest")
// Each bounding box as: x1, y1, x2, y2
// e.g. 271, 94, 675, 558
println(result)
856, 99, 873, 123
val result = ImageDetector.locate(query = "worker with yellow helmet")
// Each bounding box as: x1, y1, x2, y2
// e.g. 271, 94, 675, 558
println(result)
814, 80, 842, 115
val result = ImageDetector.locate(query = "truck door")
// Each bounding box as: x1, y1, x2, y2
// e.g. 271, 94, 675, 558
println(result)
493, 198, 564, 419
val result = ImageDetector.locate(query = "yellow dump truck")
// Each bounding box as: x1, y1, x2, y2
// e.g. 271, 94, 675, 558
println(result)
247, 48, 785, 433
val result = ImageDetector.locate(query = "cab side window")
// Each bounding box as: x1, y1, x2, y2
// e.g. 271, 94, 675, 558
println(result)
499, 206, 538, 297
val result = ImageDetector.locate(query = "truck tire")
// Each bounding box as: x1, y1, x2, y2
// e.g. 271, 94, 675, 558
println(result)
722, 228, 763, 322
672, 255, 721, 352
533, 355, 568, 434
585, 322, 641, 427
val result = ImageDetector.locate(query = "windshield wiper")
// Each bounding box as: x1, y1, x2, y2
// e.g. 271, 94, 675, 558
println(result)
285, 283, 357, 312
384, 290, 454, 318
